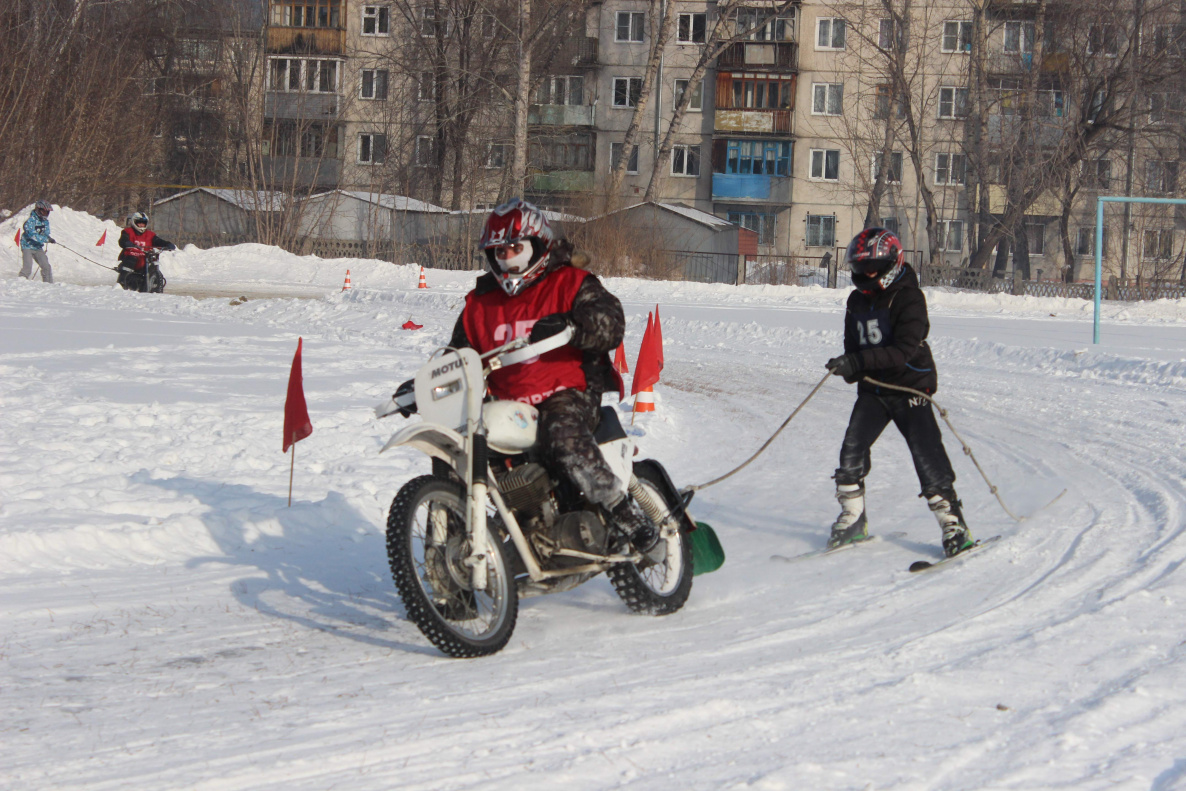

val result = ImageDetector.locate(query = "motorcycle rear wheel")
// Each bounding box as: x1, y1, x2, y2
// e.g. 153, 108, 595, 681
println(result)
607, 464, 693, 616
386, 475, 518, 657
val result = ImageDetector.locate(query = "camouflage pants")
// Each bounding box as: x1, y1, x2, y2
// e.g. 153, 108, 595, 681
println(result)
537, 388, 622, 510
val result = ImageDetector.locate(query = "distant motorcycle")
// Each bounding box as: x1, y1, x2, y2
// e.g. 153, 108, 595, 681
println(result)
117, 249, 166, 293
374, 327, 710, 658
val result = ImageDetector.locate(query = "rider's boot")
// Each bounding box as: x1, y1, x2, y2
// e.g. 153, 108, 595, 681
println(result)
927, 488, 975, 558
610, 496, 659, 553
827, 483, 868, 549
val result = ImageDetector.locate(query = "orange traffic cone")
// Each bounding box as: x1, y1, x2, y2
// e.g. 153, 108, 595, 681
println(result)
417, 266, 428, 289
633, 385, 655, 414
342, 270, 352, 291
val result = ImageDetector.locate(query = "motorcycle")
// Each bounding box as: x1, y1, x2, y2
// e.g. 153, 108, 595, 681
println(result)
117, 249, 167, 293
374, 327, 708, 658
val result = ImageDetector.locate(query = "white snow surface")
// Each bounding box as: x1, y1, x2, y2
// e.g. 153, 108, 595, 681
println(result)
3, 208, 1186, 790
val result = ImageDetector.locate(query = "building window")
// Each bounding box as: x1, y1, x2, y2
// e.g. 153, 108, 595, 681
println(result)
1083, 159, 1111, 190
1150, 92, 1184, 124
361, 5, 389, 35
728, 211, 776, 246
671, 145, 701, 176
678, 13, 706, 43
1003, 21, 1035, 54
418, 72, 435, 101
610, 142, 639, 174
806, 214, 836, 247
613, 77, 643, 108
942, 20, 972, 53
268, 57, 339, 92
360, 68, 388, 100
874, 85, 906, 119
881, 216, 900, 236
1026, 222, 1046, 255
271, 0, 342, 28
616, 11, 645, 42
674, 78, 703, 111
816, 17, 846, 50
938, 86, 969, 119
415, 135, 434, 166
937, 220, 964, 251
934, 152, 966, 185
420, 6, 448, 37
728, 74, 794, 109
530, 134, 592, 170
727, 140, 792, 175
1089, 24, 1120, 56
1147, 160, 1179, 193
809, 149, 840, 180
1076, 227, 1110, 256
736, 8, 795, 41
1143, 229, 1174, 260
538, 76, 584, 106
811, 82, 844, 115
872, 151, 903, 184
358, 133, 386, 164
1146, 23, 1184, 57
878, 18, 899, 50
486, 143, 509, 169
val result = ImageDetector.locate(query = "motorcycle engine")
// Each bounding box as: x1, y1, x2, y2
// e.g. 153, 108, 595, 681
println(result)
550, 511, 609, 565
497, 462, 556, 523
497, 462, 609, 567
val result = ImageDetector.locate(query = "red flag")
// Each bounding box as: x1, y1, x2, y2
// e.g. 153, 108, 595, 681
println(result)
613, 342, 629, 374
14, 228, 20, 245
401, 319, 423, 330
654, 304, 664, 368
632, 312, 663, 395
96, 230, 107, 246
283, 338, 313, 453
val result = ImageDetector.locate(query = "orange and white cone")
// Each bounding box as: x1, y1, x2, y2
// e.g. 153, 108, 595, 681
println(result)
633, 385, 655, 413
342, 270, 352, 291
417, 266, 428, 289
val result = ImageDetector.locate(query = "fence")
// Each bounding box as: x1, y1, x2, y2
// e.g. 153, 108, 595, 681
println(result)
918, 262, 1186, 300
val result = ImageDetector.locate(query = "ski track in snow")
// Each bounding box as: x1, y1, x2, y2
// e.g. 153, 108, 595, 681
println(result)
2, 220, 1186, 789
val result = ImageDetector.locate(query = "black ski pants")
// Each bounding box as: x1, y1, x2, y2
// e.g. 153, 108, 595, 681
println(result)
537, 388, 623, 511
835, 392, 955, 497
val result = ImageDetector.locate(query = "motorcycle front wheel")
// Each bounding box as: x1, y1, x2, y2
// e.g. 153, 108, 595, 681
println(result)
386, 475, 518, 658
607, 463, 693, 616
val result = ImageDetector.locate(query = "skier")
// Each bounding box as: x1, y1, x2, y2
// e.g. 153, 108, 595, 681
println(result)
396, 198, 657, 551
824, 227, 974, 558
18, 200, 55, 283
117, 212, 175, 292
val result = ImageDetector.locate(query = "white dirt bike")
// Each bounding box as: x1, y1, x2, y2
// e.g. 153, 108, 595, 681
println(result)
374, 327, 703, 658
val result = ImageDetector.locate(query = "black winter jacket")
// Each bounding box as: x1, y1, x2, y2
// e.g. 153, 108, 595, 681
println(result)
843, 264, 938, 395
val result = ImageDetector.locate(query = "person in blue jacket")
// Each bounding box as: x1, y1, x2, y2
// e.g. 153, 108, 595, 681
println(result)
18, 200, 55, 283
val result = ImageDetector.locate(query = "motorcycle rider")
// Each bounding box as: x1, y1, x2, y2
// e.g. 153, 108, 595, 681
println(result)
402, 198, 658, 551
117, 211, 176, 291
824, 227, 975, 558
18, 200, 55, 283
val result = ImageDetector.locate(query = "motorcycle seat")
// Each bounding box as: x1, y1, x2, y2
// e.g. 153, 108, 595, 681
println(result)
593, 406, 628, 445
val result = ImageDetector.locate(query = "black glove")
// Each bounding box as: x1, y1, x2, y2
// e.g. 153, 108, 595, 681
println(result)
826, 354, 862, 384
394, 378, 417, 417
48, 237, 56, 244
162, 243, 177, 251
529, 313, 571, 344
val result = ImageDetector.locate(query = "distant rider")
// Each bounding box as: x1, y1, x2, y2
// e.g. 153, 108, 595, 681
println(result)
824, 227, 975, 558
399, 198, 658, 551
117, 211, 175, 291
18, 200, 55, 283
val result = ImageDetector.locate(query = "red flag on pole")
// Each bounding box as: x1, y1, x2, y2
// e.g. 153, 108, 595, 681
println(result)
96, 230, 107, 246
613, 341, 629, 374
283, 338, 313, 453
654, 305, 664, 368
631, 312, 663, 396
14, 228, 20, 245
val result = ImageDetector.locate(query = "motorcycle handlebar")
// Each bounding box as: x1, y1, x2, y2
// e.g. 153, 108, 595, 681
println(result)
488, 325, 574, 368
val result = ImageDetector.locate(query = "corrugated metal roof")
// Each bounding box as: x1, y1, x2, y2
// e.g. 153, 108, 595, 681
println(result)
153, 188, 287, 211
585, 201, 735, 231
332, 191, 450, 213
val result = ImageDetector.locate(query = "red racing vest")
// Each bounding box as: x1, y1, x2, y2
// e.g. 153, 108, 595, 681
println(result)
462, 265, 590, 404
121, 227, 159, 270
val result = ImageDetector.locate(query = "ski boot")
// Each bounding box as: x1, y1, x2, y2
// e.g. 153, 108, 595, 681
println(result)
610, 496, 659, 553
827, 483, 868, 549
927, 489, 975, 558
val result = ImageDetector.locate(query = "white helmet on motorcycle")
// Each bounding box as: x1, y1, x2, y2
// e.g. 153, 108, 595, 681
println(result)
478, 198, 556, 296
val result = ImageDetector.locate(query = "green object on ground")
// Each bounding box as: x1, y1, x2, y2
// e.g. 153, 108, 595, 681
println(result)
690, 522, 725, 575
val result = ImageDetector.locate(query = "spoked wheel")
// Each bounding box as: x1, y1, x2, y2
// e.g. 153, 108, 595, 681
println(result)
386, 475, 518, 657
607, 464, 693, 616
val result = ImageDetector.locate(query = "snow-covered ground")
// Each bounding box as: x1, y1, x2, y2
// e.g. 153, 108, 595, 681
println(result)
3, 208, 1186, 790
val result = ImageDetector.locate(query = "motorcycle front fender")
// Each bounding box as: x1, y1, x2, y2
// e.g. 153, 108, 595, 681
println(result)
381, 422, 467, 470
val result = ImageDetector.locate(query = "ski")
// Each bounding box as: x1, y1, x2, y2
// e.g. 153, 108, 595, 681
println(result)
908, 535, 1002, 573
772, 531, 907, 564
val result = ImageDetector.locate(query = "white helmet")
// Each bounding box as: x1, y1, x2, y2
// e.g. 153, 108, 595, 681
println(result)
478, 199, 556, 296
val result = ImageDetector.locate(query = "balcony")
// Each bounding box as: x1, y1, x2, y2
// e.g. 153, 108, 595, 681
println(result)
717, 41, 798, 71
528, 104, 595, 126
529, 171, 594, 192
714, 109, 792, 134
265, 91, 341, 120
266, 27, 345, 55
712, 173, 792, 204
261, 156, 341, 190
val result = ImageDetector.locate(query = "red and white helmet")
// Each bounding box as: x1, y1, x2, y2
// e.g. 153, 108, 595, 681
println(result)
845, 226, 905, 292
479, 198, 556, 296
